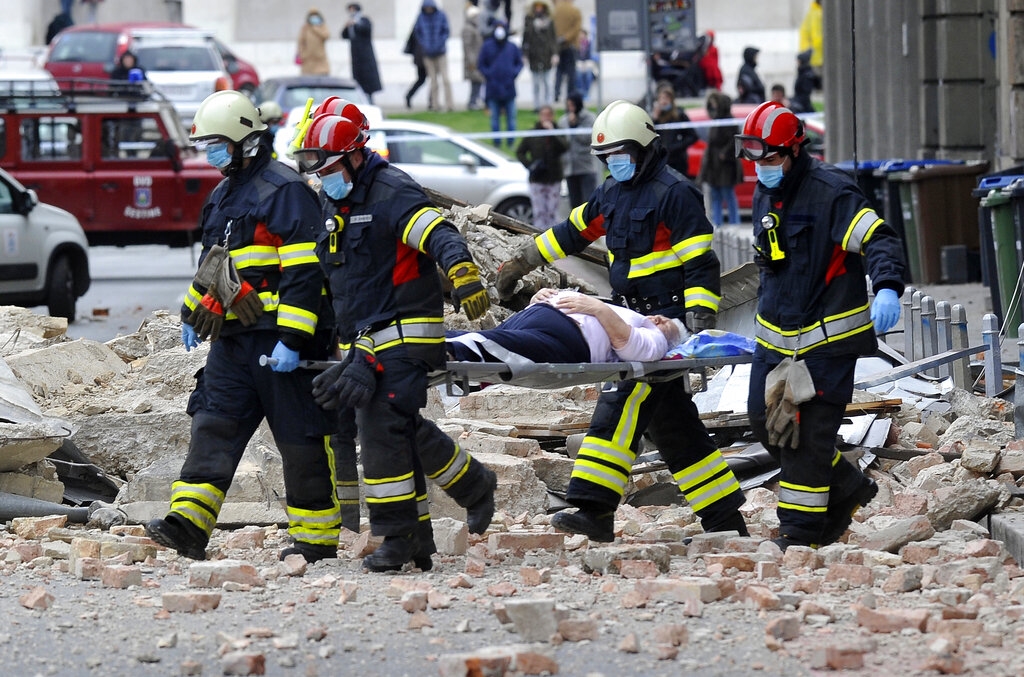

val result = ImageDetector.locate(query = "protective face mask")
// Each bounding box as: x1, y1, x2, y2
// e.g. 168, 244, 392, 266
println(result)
494, 27, 507, 40
607, 154, 636, 182
205, 142, 232, 169
321, 173, 353, 200
755, 163, 785, 188
309, 15, 323, 25
660, 102, 673, 112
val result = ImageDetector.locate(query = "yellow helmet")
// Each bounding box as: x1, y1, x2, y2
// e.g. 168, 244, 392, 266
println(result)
591, 100, 658, 156
190, 90, 267, 143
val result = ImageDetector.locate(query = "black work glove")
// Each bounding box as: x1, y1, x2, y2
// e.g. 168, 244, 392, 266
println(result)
685, 310, 717, 333
311, 350, 382, 410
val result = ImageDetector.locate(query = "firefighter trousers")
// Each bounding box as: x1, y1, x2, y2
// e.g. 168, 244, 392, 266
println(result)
357, 347, 493, 538
565, 376, 745, 528
748, 351, 869, 544
169, 332, 341, 548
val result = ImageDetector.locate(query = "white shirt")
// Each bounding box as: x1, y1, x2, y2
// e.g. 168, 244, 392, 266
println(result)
548, 291, 669, 363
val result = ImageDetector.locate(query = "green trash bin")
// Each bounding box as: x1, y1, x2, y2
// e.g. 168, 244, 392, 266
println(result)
975, 174, 1024, 338
885, 160, 990, 284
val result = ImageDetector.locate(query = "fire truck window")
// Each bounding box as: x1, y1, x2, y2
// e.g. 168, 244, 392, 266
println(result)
101, 117, 165, 160
19, 116, 81, 162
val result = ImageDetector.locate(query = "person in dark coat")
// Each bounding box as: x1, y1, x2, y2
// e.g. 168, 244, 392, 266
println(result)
650, 82, 698, 179
403, 29, 431, 110
696, 91, 741, 225
516, 105, 568, 229
414, 0, 454, 112
477, 20, 523, 148
110, 50, 146, 82
736, 46, 766, 104
46, 11, 74, 45
341, 4, 382, 104
790, 49, 817, 113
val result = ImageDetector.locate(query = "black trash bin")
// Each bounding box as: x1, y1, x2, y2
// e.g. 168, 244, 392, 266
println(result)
974, 169, 1024, 337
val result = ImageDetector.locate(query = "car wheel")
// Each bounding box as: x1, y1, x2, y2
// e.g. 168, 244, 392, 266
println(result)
47, 255, 76, 322
495, 197, 533, 224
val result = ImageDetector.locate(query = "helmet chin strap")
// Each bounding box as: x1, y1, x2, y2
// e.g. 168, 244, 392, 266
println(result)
339, 150, 362, 183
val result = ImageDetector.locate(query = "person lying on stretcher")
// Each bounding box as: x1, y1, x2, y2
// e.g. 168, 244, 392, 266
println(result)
446, 288, 687, 364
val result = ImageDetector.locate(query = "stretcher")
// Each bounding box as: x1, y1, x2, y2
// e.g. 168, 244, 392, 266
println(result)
430, 354, 753, 396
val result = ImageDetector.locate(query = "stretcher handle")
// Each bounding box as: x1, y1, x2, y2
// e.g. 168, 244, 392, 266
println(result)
258, 355, 335, 370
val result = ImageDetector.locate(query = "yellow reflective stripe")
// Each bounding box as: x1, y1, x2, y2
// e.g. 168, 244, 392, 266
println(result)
169, 505, 217, 534
184, 284, 202, 311
370, 318, 446, 352
671, 233, 713, 262
403, 207, 444, 252
570, 457, 630, 494
286, 505, 343, 525
684, 286, 721, 312
230, 245, 280, 269
569, 203, 588, 232
171, 480, 226, 506
277, 304, 317, 335
755, 305, 872, 356
778, 502, 829, 513
778, 481, 830, 510
428, 444, 472, 490
577, 436, 635, 475
841, 208, 882, 254
363, 472, 416, 503
416, 494, 431, 520
627, 249, 683, 278
673, 450, 730, 493
336, 482, 360, 505
536, 231, 565, 262
832, 449, 843, 466
278, 241, 319, 267
684, 472, 742, 512
612, 381, 651, 449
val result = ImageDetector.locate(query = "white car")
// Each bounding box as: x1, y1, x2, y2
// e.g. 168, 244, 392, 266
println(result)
276, 117, 533, 223
0, 167, 90, 320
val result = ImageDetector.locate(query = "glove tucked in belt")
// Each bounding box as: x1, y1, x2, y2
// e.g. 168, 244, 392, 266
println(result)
192, 244, 264, 329
447, 261, 491, 321
763, 357, 816, 449
188, 293, 224, 342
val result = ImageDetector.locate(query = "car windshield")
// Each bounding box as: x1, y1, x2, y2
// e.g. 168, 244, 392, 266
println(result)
278, 86, 367, 111
135, 46, 219, 72
49, 31, 118, 63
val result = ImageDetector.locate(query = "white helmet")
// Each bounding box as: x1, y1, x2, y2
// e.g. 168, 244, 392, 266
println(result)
591, 100, 658, 156
190, 90, 267, 143
258, 100, 283, 124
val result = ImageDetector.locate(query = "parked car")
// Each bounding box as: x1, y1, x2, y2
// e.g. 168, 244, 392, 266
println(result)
0, 77, 224, 248
277, 117, 534, 222
255, 76, 379, 117
683, 103, 825, 211
0, 166, 90, 320
43, 22, 259, 96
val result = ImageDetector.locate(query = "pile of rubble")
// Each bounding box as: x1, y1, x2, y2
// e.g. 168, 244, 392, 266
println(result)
1, 207, 1024, 672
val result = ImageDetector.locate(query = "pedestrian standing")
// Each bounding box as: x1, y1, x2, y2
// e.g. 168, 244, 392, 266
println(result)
477, 20, 523, 148
650, 81, 698, 179
696, 91, 741, 226
403, 29, 431, 110
341, 4, 382, 104
296, 8, 330, 76
521, 0, 557, 111
295, 110, 498, 571
495, 100, 749, 543
462, 5, 485, 110
790, 49, 816, 113
145, 91, 341, 564
736, 46, 766, 104
557, 91, 601, 208
552, 0, 582, 103
698, 30, 723, 91
736, 102, 905, 551
413, 0, 454, 112
516, 105, 568, 229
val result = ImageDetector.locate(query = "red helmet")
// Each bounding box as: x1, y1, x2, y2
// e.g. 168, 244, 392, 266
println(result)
294, 113, 367, 173
734, 101, 805, 160
312, 97, 369, 131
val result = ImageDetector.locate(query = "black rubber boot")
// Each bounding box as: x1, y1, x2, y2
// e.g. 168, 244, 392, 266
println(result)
820, 477, 879, 545
550, 509, 615, 542
279, 542, 337, 563
145, 515, 208, 561
703, 510, 750, 537
772, 533, 818, 552
363, 534, 418, 572
466, 469, 497, 535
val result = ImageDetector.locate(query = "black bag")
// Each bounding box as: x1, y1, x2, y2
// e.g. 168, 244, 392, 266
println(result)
403, 30, 416, 56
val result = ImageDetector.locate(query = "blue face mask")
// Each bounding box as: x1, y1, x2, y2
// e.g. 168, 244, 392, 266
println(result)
755, 163, 785, 188
321, 173, 353, 200
606, 154, 636, 182
205, 142, 232, 169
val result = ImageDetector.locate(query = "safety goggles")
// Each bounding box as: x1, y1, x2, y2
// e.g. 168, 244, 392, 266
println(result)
734, 135, 788, 161
292, 148, 347, 174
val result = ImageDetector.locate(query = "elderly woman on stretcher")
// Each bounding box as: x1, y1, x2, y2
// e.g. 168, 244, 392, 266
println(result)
446, 288, 687, 365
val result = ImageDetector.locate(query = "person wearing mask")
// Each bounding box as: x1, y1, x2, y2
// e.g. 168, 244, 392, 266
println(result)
516, 104, 568, 229
296, 8, 330, 76
145, 91, 341, 564
521, 0, 557, 111
696, 91, 741, 226
294, 109, 498, 572
650, 81, 698, 179
462, 4, 486, 110
552, 0, 582, 103
736, 102, 905, 551
341, 4, 382, 105
557, 91, 602, 208
477, 20, 523, 149
494, 100, 749, 543
736, 46, 766, 104
447, 288, 686, 365
413, 0, 454, 113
